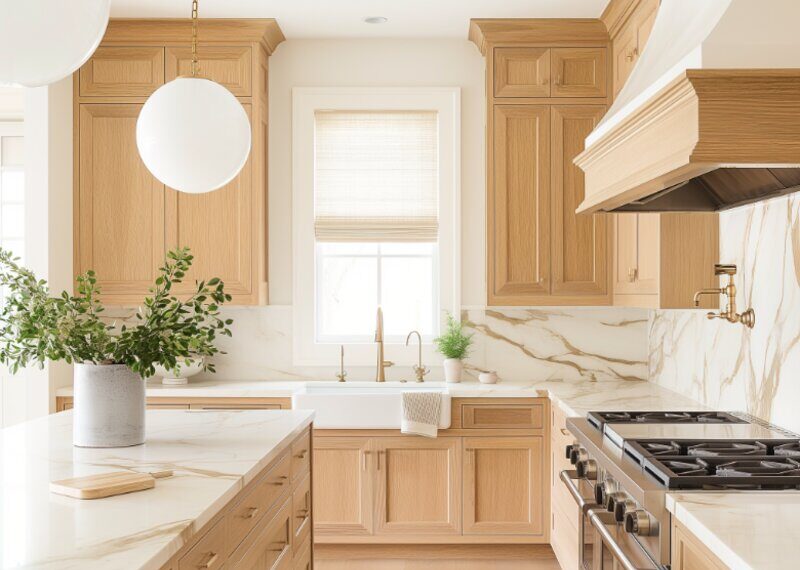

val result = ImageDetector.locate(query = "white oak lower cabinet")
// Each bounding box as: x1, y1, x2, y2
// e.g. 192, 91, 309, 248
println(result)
672, 520, 730, 570
313, 398, 549, 547
463, 436, 545, 535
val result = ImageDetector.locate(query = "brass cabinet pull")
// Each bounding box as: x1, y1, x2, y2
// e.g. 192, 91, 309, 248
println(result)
197, 552, 218, 568
554, 74, 562, 86
268, 542, 286, 552
296, 508, 309, 518
560, 428, 570, 436
627, 267, 638, 282
269, 475, 288, 486
295, 450, 308, 459
362, 451, 370, 470
242, 506, 259, 519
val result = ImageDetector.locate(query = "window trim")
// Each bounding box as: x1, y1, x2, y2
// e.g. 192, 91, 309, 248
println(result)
292, 87, 461, 367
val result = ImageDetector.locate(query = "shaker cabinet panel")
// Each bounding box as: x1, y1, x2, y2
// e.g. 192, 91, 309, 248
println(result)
313, 437, 373, 536
494, 47, 551, 98
77, 104, 166, 303
166, 46, 252, 96
79, 47, 165, 97
551, 48, 607, 98
551, 105, 609, 298
489, 105, 551, 303
373, 437, 461, 535
463, 436, 545, 536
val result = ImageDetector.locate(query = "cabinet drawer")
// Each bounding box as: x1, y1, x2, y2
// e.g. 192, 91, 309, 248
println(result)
178, 517, 227, 570
494, 47, 551, 98
292, 472, 312, 552
231, 498, 293, 570
79, 47, 165, 97
291, 430, 311, 480
293, 535, 312, 570
551, 506, 580, 570
166, 46, 252, 96
461, 403, 544, 430
227, 453, 291, 552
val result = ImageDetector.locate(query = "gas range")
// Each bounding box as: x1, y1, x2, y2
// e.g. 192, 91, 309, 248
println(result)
561, 410, 800, 569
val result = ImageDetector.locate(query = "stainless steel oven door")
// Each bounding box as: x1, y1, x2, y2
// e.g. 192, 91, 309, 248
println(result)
560, 470, 600, 570
587, 509, 660, 570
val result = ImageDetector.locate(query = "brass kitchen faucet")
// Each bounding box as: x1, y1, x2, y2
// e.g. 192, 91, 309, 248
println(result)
693, 264, 755, 328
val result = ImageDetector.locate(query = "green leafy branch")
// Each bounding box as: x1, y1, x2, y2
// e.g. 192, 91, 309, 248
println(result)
433, 312, 473, 360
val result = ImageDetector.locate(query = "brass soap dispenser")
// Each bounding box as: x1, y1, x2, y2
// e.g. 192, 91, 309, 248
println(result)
693, 264, 755, 328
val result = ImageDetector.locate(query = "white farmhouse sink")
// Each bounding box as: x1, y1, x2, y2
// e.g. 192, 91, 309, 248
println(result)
292, 382, 451, 429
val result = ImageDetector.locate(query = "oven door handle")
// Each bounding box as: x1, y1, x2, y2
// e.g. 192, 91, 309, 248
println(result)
559, 469, 587, 509
588, 508, 645, 570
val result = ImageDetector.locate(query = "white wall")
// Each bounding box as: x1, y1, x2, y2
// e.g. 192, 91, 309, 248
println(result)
268, 39, 487, 306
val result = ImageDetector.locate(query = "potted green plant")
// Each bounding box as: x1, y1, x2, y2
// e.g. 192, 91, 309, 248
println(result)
0, 247, 232, 448
433, 313, 473, 383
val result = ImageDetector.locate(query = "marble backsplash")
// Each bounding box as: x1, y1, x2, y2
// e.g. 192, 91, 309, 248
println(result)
197, 305, 649, 384
648, 194, 800, 433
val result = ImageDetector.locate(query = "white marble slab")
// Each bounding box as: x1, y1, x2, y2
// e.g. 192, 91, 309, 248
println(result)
667, 492, 800, 570
0, 409, 313, 570
57, 378, 706, 421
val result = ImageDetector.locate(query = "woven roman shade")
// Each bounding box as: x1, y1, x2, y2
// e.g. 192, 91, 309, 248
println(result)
314, 110, 439, 242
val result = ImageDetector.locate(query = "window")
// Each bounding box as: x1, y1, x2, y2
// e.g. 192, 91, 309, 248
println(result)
0, 130, 24, 264
313, 110, 439, 343
293, 88, 460, 366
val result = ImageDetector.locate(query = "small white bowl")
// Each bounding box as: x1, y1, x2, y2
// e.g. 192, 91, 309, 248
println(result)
478, 371, 498, 384
154, 357, 204, 385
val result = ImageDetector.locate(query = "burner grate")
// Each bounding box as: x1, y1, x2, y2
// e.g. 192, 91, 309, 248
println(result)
587, 410, 747, 432
642, 454, 800, 489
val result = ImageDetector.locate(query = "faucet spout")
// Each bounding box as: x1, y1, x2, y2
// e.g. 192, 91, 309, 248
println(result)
693, 288, 722, 307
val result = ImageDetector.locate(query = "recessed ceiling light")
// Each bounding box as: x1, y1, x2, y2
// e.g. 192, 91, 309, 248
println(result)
364, 16, 388, 24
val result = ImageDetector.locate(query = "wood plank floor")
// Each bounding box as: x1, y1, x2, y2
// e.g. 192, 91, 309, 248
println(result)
315, 544, 563, 570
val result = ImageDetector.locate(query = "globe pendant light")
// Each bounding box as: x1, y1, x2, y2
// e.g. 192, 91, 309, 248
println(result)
0, 0, 110, 87
136, 0, 251, 194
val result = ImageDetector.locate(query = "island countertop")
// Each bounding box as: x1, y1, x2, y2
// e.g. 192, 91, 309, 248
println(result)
0, 408, 314, 570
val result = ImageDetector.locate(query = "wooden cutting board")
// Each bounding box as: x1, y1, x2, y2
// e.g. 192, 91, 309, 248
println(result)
50, 470, 173, 500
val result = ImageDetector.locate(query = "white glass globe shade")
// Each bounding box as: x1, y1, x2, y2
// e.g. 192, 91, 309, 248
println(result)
137, 77, 252, 194
0, 0, 110, 87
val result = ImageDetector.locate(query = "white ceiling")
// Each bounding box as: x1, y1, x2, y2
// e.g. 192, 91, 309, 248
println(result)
110, 0, 611, 39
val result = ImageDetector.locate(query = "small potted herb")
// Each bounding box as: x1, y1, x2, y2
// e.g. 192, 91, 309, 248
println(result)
0, 247, 232, 448
433, 312, 473, 383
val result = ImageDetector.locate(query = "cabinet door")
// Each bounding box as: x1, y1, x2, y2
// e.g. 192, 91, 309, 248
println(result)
551, 48, 607, 98
313, 437, 373, 536
613, 24, 638, 96
463, 436, 545, 535
613, 214, 639, 294
166, 46, 252, 96
373, 437, 461, 535
164, 105, 254, 301
489, 106, 551, 304
494, 48, 551, 98
635, 213, 660, 294
551, 106, 609, 299
79, 47, 164, 97
77, 104, 166, 303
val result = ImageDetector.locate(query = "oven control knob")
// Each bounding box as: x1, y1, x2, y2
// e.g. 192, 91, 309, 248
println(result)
614, 499, 637, 523
624, 509, 655, 537
604, 491, 627, 512
565, 444, 578, 460
594, 479, 615, 505
575, 459, 597, 480
569, 447, 587, 465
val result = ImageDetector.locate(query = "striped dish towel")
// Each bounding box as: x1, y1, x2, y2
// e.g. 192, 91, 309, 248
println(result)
401, 392, 443, 438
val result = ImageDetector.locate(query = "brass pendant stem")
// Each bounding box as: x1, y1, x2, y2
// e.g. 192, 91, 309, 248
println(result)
191, 0, 199, 77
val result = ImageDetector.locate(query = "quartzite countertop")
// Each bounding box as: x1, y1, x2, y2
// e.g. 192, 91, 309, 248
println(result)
0, 408, 314, 570
56, 377, 707, 418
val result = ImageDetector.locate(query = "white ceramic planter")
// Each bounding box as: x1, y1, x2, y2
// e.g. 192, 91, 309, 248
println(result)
443, 358, 464, 383
73, 363, 145, 448
479, 371, 498, 384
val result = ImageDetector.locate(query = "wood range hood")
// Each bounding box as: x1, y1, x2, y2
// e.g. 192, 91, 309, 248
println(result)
575, 0, 800, 213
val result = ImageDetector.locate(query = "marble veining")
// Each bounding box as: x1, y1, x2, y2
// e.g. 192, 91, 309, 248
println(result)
649, 193, 800, 433
667, 492, 800, 570
191, 305, 649, 385
0, 409, 313, 570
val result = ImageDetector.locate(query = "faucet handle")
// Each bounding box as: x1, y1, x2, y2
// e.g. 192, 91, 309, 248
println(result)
714, 264, 737, 276
413, 365, 430, 383
383, 360, 394, 368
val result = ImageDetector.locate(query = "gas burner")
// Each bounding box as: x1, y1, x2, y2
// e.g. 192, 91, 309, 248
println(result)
774, 442, 800, 457
687, 441, 767, 456
586, 410, 746, 431
716, 459, 800, 477
642, 454, 800, 489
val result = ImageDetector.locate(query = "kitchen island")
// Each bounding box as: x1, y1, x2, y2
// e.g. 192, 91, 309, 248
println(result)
0, 408, 314, 570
